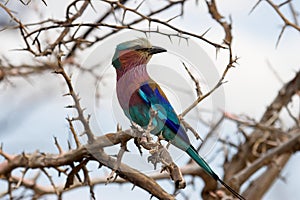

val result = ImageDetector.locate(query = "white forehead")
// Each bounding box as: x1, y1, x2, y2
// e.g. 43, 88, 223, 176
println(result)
131, 38, 152, 48
116, 38, 152, 50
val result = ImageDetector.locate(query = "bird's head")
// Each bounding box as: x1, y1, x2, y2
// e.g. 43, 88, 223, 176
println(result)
112, 38, 167, 70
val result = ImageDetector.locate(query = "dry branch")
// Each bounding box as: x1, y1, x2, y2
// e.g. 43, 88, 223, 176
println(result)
224, 71, 300, 199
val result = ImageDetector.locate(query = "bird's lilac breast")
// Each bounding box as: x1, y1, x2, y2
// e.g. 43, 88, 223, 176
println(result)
116, 66, 150, 111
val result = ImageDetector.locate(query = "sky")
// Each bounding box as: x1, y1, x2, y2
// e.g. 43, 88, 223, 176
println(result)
0, 0, 300, 199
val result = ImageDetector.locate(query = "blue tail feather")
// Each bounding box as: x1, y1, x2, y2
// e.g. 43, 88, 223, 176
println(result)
186, 146, 245, 200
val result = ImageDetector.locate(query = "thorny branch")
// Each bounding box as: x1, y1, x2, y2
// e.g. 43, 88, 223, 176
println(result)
55, 54, 95, 144
251, 0, 300, 46
181, 0, 237, 117
223, 71, 300, 199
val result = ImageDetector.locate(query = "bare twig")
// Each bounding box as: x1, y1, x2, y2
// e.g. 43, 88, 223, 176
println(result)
55, 54, 95, 144
182, 62, 202, 98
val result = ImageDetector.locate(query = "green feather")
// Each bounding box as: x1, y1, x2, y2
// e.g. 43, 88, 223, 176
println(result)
129, 103, 188, 140
186, 146, 218, 179
186, 146, 246, 200
112, 51, 121, 69
128, 105, 150, 127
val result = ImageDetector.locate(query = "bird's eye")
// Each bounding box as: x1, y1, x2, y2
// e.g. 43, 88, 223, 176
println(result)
131, 45, 142, 50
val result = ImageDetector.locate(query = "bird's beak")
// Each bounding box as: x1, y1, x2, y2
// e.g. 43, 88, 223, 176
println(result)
148, 46, 167, 55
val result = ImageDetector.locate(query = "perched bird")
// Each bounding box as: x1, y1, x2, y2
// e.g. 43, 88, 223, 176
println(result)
112, 38, 245, 200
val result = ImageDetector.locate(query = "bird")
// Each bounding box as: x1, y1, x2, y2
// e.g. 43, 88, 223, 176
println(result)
111, 38, 245, 200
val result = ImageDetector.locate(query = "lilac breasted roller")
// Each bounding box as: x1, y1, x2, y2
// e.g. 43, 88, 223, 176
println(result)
111, 38, 245, 200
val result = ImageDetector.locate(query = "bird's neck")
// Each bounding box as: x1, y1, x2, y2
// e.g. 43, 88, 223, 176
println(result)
116, 64, 150, 83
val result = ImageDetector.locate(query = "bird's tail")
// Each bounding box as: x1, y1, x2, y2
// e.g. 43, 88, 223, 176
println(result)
186, 146, 245, 200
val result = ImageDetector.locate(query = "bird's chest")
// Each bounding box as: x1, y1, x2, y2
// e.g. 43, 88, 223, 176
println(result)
116, 82, 144, 110
116, 68, 149, 111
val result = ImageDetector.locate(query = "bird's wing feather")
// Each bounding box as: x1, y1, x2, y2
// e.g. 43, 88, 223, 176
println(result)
138, 82, 190, 144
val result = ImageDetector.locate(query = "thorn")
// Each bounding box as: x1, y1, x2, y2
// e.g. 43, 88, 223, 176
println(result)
98, 163, 102, 169
276, 25, 286, 48
167, 35, 173, 44
113, 174, 118, 182
117, 123, 122, 131
131, 184, 136, 191
41, 0, 47, 6
53, 136, 63, 154
249, 0, 262, 15
63, 93, 71, 96
65, 105, 75, 108
135, 0, 145, 10
80, 131, 86, 136
121, 10, 126, 25
201, 27, 211, 37
67, 140, 72, 150
166, 14, 181, 23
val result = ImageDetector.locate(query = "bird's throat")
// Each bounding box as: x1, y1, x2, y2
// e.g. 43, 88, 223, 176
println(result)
116, 64, 149, 82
